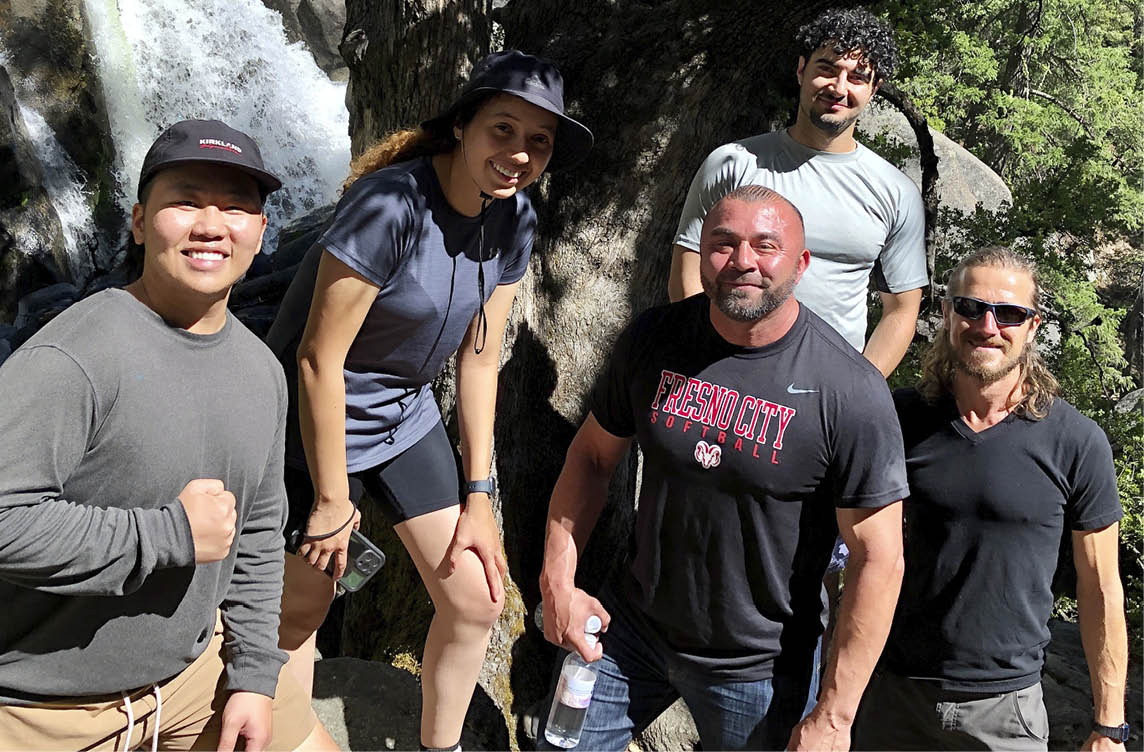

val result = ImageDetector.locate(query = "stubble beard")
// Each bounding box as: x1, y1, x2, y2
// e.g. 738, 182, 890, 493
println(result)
704, 274, 797, 323
807, 106, 861, 137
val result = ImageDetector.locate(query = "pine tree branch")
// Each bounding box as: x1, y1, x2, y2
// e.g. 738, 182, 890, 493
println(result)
1028, 88, 1129, 173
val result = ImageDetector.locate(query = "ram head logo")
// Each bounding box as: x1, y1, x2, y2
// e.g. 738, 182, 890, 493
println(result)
693, 440, 721, 469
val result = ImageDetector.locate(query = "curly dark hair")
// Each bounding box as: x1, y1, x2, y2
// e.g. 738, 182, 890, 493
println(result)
795, 7, 898, 82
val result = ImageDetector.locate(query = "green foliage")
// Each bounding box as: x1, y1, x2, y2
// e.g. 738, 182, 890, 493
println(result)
874, 0, 1144, 237
1115, 412, 1144, 654
866, 0, 1142, 642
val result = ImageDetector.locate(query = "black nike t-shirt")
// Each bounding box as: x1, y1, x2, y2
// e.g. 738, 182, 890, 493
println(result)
882, 388, 1122, 691
591, 295, 908, 680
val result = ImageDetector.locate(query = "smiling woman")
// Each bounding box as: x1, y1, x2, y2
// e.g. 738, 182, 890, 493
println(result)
263, 50, 592, 751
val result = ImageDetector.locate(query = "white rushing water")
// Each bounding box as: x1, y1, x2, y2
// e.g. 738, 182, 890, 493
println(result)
81, 0, 351, 255
0, 47, 99, 281
16, 104, 100, 281
81, 0, 154, 224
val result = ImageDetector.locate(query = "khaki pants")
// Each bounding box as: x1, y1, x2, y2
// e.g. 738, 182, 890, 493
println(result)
0, 616, 315, 751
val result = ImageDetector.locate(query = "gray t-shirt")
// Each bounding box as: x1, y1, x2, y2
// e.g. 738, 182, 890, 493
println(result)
271, 157, 535, 472
674, 130, 927, 351
0, 289, 288, 702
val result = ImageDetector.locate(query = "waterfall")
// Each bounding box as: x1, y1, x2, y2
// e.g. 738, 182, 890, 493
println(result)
0, 46, 99, 283
81, 0, 155, 233
81, 0, 351, 256
16, 104, 100, 282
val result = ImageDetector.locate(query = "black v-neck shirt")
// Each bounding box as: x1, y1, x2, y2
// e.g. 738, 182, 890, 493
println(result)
882, 388, 1121, 691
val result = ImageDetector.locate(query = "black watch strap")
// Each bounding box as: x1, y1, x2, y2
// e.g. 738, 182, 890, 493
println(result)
464, 478, 496, 497
1093, 722, 1129, 743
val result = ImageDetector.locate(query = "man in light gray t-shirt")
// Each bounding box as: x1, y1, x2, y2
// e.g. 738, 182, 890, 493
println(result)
669, 8, 927, 377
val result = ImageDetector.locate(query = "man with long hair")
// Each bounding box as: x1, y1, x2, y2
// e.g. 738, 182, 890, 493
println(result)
853, 247, 1129, 750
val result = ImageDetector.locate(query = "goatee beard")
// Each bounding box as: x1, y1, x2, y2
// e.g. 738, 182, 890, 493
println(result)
954, 352, 1020, 385
705, 275, 796, 323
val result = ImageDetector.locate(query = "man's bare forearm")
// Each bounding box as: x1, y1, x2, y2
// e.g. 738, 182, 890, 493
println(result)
1078, 571, 1128, 725
539, 419, 630, 655
863, 289, 921, 379
540, 449, 614, 594
668, 245, 703, 303
816, 541, 903, 724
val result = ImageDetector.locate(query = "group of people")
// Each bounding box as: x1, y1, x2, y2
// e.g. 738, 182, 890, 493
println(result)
0, 6, 1129, 752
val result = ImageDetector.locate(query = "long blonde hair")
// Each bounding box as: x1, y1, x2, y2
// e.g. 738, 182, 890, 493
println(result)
919, 246, 1059, 419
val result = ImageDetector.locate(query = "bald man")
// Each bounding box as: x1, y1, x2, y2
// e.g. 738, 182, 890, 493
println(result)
537, 185, 907, 751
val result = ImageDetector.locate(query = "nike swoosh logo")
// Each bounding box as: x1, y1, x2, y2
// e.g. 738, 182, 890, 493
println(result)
787, 383, 819, 394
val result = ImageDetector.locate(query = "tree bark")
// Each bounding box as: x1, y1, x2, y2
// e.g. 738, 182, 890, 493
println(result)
340, 0, 492, 155
877, 81, 939, 304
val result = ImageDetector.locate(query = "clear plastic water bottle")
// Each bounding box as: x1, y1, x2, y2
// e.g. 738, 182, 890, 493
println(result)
543, 614, 602, 749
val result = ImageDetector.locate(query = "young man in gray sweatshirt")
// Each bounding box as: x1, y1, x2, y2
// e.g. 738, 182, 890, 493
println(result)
0, 120, 335, 751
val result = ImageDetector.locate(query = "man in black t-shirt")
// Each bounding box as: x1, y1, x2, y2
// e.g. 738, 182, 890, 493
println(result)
537, 185, 907, 751
853, 247, 1129, 751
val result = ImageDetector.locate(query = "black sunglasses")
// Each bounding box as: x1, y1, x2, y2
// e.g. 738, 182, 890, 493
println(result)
951, 296, 1036, 326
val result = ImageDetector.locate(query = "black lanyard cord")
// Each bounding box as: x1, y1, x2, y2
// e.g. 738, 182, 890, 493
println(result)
473, 194, 493, 355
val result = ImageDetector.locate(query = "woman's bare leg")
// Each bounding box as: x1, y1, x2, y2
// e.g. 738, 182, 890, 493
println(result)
395, 505, 505, 749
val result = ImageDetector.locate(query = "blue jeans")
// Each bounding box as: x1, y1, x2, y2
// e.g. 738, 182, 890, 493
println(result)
537, 598, 820, 751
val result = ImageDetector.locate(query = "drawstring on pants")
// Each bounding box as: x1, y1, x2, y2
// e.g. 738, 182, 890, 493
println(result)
120, 691, 133, 752
151, 684, 162, 752
121, 684, 163, 752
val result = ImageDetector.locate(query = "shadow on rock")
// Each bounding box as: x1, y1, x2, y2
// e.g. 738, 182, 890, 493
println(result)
313, 657, 509, 751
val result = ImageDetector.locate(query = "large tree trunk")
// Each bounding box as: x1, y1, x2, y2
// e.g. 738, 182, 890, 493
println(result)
340, 0, 491, 155
338, 2, 848, 747
492, 2, 845, 741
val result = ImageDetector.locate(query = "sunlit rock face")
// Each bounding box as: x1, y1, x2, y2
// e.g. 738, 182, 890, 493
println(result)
259, 0, 348, 80
0, 64, 67, 322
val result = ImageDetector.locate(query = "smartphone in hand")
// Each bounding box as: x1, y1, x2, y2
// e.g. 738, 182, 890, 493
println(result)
326, 529, 386, 593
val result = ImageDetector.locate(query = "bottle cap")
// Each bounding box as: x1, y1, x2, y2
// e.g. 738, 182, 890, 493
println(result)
583, 614, 602, 648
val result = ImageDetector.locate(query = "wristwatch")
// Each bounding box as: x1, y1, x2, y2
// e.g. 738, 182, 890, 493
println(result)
1092, 722, 1130, 743
463, 477, 496, 498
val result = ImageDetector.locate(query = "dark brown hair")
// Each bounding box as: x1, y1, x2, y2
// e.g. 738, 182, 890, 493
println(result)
342, 93, 496, 191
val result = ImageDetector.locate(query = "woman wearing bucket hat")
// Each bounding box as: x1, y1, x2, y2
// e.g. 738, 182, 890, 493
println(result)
266, 50, 592, 750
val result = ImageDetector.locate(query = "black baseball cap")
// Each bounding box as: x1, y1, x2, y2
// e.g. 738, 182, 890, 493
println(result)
137, 119, 283, 201
421, 50, 594, 171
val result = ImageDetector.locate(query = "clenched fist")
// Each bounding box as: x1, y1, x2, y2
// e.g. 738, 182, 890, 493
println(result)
178, 479, 237, 563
